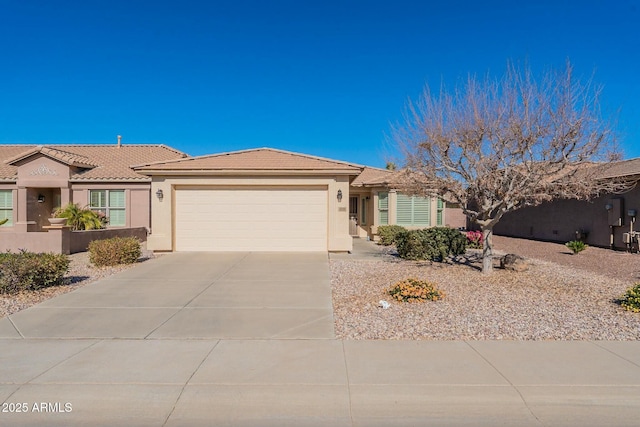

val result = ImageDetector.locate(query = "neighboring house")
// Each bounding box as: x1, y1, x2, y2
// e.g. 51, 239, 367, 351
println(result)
133, 147, 466, 252
0, 144, 464, 253
0, 143, 187, 253
494, 158, 640, 250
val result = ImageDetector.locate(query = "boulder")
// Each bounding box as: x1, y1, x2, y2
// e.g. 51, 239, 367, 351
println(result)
500, 254, 529, 272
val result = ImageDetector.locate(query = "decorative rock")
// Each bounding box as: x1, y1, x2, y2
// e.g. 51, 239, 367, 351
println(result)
500, 254, 529, 272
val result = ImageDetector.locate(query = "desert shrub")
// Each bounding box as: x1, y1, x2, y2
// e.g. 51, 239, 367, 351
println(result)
377, 225, 407, 246
0, 251, 70, 293
566, 240, 587, 254
466, 230, 483, 249
89, 237, 141, 267
395, 227, 467, 261
620, 283, 640, 313
388, 278, 445, 303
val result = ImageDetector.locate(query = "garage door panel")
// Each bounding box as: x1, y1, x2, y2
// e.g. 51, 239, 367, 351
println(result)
175, 187, 328, 252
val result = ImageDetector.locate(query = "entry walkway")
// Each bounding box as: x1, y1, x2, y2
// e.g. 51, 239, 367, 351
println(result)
1, 252, 639, 426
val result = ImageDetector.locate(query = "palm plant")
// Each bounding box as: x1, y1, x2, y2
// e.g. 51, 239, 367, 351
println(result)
54, 203, 107, 231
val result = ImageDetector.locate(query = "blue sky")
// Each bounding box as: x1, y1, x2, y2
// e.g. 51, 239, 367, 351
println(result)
0, 0, 638, 167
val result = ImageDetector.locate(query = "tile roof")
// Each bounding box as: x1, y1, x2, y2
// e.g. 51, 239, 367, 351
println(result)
594, 158, 640, 179
133, 147, 363, 173
350, 167, 396, 186
0, 144, 187, 181
5, 146, 100, 168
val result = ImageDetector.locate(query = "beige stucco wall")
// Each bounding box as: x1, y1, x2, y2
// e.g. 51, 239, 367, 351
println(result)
445, 205, 467, 229
148, 175, 353, 252
494, 186, 640, 250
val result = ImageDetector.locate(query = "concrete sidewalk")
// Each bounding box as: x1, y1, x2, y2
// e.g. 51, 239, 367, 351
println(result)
1, 339, 639, 426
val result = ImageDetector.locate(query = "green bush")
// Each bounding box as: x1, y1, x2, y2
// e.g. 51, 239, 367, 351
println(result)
377, 225, 407, 246
0, 251, 70, 294
620, 283, 640, 313
395, 227, 467, 261
566, 240, 587, 254
89, 237, 141, 267
388, 278, 445, 303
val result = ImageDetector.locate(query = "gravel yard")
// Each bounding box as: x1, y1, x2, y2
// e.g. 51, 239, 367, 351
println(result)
4, 236, 640, 340
331, 237, 640, 340
0, 251, 156, 318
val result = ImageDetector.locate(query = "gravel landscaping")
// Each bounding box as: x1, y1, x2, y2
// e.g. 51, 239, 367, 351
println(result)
0, 250, 157, 318
4, 235, 640, 340
331, 237, 640, 340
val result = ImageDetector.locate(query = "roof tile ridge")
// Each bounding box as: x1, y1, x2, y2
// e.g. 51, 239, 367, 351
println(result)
258, 147, 365, 169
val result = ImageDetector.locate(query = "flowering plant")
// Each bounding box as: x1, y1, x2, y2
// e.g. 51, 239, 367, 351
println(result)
466, 230, 483, 249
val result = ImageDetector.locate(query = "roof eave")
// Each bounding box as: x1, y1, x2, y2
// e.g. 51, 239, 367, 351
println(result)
69, 177, 152, 183
134, 168, 361, 176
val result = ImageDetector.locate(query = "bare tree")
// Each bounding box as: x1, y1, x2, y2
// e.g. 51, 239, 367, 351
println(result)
393, 61, 633, 274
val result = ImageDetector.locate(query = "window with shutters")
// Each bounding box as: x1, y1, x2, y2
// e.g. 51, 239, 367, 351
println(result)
378, 192, 388, 225
0, 190, 13, 226
436, 198, 444, 226
89, 190, 126, 226
396, 194, 430, 226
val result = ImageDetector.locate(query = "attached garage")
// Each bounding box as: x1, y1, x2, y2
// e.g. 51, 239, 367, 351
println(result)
135, 148, 361, 253
174, 186, 328, 251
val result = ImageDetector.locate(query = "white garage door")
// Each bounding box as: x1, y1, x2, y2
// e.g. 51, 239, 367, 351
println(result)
175, 186, 328, 251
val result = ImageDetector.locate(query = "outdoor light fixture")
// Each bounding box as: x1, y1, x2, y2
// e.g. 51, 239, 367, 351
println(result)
628, 209, 637, 218
156, 189, 164, 200
605, 203, 613, 210
337, 189, 343, 202
37, 194, 45, 203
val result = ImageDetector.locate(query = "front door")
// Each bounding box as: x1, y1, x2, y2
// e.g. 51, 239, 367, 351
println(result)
349, 196, 358, 236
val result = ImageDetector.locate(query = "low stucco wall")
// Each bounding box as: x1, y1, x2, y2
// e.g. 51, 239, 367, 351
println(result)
0, 231, 65, 253
0, 227, 148, 254
69, 227, 148, 253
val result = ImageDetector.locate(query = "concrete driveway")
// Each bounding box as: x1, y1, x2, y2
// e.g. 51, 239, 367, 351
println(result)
0, 252, 335, 339
2, 252, 640, 426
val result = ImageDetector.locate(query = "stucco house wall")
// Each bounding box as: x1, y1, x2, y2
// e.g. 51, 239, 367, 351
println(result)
71, 183, 151, 229
494, 185, 640, 250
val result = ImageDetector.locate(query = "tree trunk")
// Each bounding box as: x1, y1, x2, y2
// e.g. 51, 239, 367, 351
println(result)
482, 226, 494, 274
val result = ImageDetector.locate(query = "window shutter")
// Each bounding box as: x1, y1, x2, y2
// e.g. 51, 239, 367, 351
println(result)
108, 209, 126, 227
0, 190, 12, 209
413, 196, 430, 226
109, 190, 125, 208
436, 198, 444, 226
378, 192, 388, 225
396, 194, 413, 226
0, 190, 12, 226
